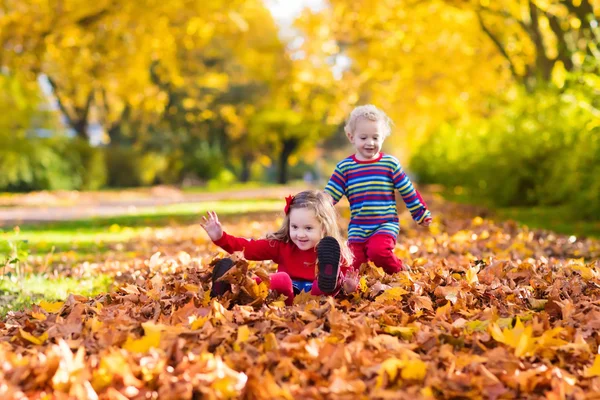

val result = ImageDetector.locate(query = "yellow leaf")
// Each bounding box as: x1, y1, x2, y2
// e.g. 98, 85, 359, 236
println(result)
184, 283, 200, 293
31, 311, 47, 321
465, 266, 479, 285
270, 300, 286, 308
201, 290, 212, 307
376, 358, 404, 388
190, 315, 209, 330
19, 329, 48, 345
465, 319, 489, 333
536, 327, 567, 348
584, 355, 600, 378
234, 325, 251, 351
88, 317, 103, 333
264, 332, 278, 351
420, 386, 435, 398
39, 300, 64, 313
400, 359, 427, 381
359, 276, 368, 293
489, 318, 536, 357
375, 287, 409, 303
435, 301, 451, 318
122, 323, 163, 353
383, 325, 416, 340
254, 282, 269, 300
568, 261, 595, 280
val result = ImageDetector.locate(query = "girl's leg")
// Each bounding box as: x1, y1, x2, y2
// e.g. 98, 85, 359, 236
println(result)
316, 236, 341, 293
210, 258, 235, 297
266, 272, 295, 306
311, 275, 343, 296
349, 241, 368, 271
365, 234, 405, 274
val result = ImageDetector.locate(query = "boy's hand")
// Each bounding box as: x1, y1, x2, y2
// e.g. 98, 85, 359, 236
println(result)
421, 216, 432, 227
200, 211, 223, 241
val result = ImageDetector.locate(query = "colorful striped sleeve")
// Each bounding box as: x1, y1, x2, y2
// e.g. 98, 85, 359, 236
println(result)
324, 163, 346, 204
391, 159, 431, 223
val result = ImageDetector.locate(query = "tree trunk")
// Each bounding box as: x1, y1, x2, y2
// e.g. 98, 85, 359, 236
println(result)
277, 138, 298, 184
528, 2, 553, 82
72, 119, 89, 140
240, 154, 252, 183
46, 76, 93, 141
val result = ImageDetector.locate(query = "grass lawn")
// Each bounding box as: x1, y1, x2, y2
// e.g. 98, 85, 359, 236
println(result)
0, 273, 112, 317
0, 199, 282, 254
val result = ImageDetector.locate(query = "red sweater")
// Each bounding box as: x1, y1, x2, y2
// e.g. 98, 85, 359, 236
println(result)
213, 232, 318, 281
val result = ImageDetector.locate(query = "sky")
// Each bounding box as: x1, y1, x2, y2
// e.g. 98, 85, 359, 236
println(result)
264, 0, 324, 27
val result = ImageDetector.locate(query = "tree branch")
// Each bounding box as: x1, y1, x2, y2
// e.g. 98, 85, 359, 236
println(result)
476, 12, 521, 84
528, 1, 553, 80
46, 76, 93, 140
545, 12, 574, 71
46, 76, 75, 127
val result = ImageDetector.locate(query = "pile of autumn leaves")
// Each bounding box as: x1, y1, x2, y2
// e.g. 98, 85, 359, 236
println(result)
1, 212, 600, 399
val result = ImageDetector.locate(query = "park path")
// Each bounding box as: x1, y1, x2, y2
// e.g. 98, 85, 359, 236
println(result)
0, 185, 306, 226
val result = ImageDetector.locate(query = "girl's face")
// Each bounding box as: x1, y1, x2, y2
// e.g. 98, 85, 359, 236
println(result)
347, 118, 385, 161
288, 207, 323, 251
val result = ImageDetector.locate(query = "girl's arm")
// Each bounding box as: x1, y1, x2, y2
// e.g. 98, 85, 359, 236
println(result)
213, 232, 281, 261
201, 211, 280, 261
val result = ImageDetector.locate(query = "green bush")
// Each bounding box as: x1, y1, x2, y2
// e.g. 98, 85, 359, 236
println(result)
104, 146, 144, 187
0, 136, 80, 191
60, 138, 107, 190
410, 84, 599, 217
104, 146, 176, 187
183, 142, 224, 181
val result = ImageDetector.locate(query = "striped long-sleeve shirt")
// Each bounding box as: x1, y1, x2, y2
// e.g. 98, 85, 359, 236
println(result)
325, 153, 431, 243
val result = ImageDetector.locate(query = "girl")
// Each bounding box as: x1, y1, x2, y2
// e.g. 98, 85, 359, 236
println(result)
200, 190, 358, 305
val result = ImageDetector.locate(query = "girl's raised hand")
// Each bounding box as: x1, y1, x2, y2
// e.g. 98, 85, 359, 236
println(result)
200, 211, 223, 241
421, 216, 432, 227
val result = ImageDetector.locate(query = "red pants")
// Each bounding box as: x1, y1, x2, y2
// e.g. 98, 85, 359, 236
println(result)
256, 272, 342, 306
349, 234, 405, 274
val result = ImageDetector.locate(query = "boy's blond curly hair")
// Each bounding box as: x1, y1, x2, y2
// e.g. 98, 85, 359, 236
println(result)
344, 104, 393, 137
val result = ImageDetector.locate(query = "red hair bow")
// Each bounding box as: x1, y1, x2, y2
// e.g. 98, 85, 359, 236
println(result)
284, 195, 294, 215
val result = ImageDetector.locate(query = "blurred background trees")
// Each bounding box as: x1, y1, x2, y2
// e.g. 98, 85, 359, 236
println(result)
0, 0, 598, 214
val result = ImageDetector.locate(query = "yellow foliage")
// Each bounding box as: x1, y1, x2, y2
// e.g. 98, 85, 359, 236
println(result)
38, 300, 64, 313
234, 325, 251, 351
19, 329, 48, 345
382, 325, 416, 340
584, 355, 600, 378
264, 332, 278, 351
122, 323, 164, 353
190, 315, 209, 330
31, 311, 47, 321
489, 318, 536, 357
490, 318, 568, 358
375, 287, 409, 303
376, 356, 427, 388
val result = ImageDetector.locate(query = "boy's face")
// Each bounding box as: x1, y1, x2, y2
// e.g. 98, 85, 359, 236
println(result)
347, 118, 385, 161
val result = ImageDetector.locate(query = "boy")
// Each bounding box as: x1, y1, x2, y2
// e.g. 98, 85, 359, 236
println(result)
325, 105, 432, 273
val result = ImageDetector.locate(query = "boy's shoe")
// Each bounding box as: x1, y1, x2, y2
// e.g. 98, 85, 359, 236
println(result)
210, 258, 234, 297
316, 236, 341, 294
